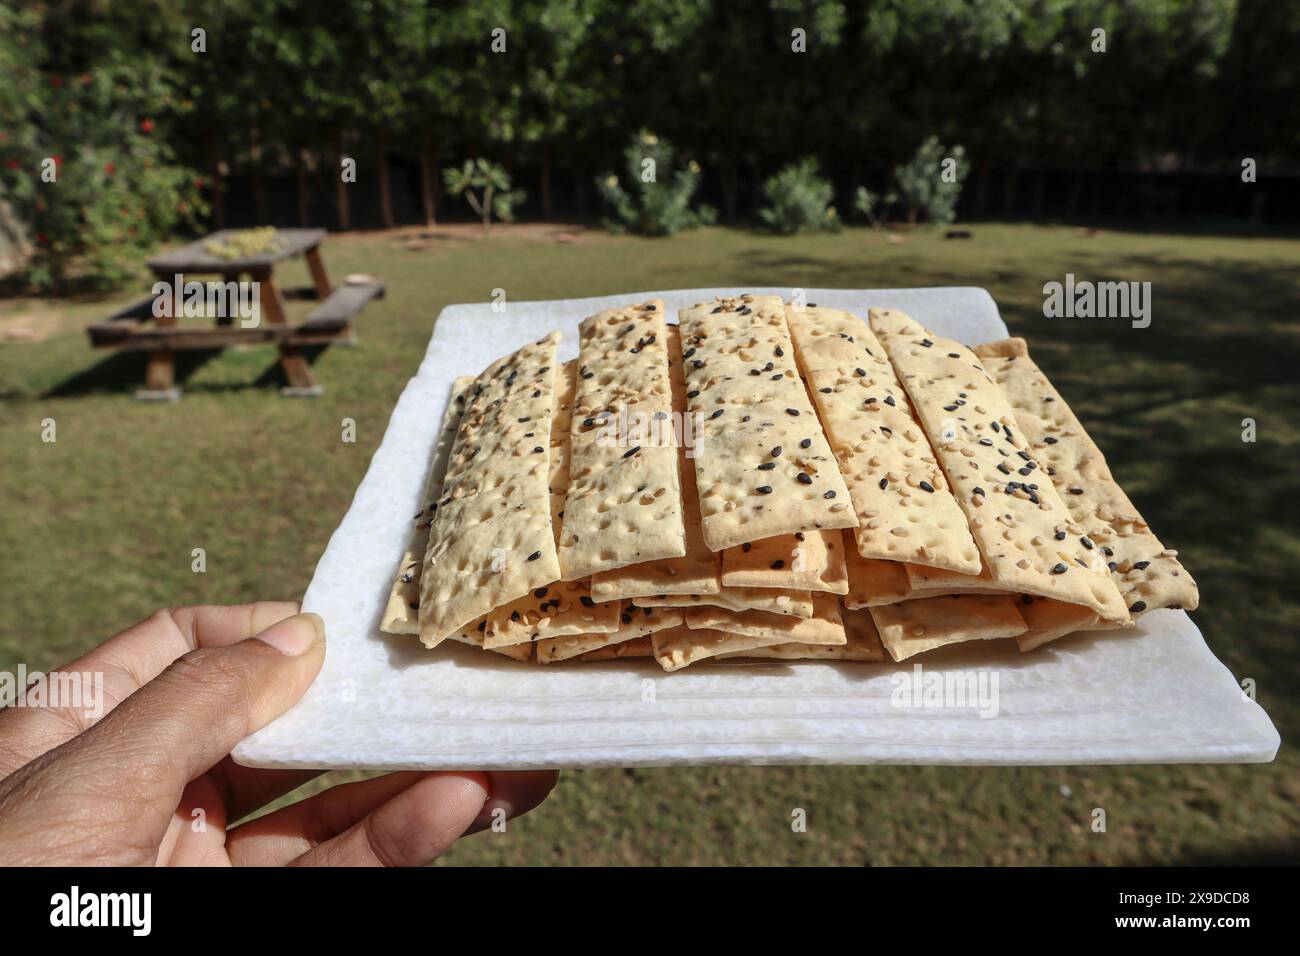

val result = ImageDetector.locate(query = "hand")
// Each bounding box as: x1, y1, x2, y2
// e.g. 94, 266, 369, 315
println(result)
0, 603, 556, 866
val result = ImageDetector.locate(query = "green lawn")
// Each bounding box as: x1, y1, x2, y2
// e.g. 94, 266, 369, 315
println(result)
1, 222, 1297, 865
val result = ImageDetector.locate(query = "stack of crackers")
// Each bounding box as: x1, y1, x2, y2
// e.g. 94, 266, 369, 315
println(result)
381, 295, 1198, 670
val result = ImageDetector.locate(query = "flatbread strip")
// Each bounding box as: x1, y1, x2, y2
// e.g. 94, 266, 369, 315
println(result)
869, 594, 1027, 662
576, 636, 654, 662
972, 337, 1199, 619
869, 309, 1129, 625
632, 586, 813, 618
558, 300, 687, 578
718, 606, 886, 662
590, 325, 720, 600
843, 534, 913, 608
1015, 595, 1100, 652
678, 294, 857, 550
652, 627, 782, 671
785, 304, 981, 574
475, 362, 620, 646
720, 529, 849, 594
903, 564, 1005, 596
382, 376, 474, 636
684, 592, 847, 646
419, 333, 563, 647
537, 606, 684, 662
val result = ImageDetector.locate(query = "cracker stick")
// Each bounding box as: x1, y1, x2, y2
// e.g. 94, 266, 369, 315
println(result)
1014, 596, 1100, 652
679, 294, 856, 550
471, 361, 620, 646
652, 627, 783, 672
419, 333, 564, 647
382, 376, 473, 636
869, 309, 1129, 625
972, 337, 1199, 619
684, 592, 847, 646
843, 533, 914, 608
718, 605, 886, 662
537, 606, 684, 662
558, 300, 687, 578
786, 304, 981, 573
721, 529, 849, 594
576, 636, 654, 662
633, 586, 814, 618
589, 324, 720, 601
869, 594, 1028, 662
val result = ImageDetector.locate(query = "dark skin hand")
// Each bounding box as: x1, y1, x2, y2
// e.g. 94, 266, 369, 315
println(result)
0, 603, 557, 865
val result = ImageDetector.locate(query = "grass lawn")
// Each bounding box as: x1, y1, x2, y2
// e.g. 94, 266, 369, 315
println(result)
1, 222, 1297, 865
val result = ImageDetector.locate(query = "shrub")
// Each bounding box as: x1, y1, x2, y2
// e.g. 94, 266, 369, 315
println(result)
443, 159, 525, 235
0, 55, 205, 292
596, 131, 714, 236
759, 159, 840, 234
893, 136, 968, 226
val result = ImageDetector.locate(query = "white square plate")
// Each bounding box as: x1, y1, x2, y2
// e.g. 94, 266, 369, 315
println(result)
233, 287, 1280, 770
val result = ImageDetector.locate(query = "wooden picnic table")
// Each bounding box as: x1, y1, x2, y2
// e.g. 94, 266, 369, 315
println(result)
89, 228, 384, 398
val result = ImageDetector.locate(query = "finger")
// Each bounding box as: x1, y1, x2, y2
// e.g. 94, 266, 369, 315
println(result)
206, 759, 322, 823
0, 602, 300, 779
288, 772, 488, 867
0, 613, 325, 864
227, 771, 441, 866
465, 771, 559, 835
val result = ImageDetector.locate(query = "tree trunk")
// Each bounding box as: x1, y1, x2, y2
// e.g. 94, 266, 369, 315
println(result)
207, 130, 225, 229
1002, 168, 1019, 220
377, 126, 394, 229
540, 141, 553, 219
335, 128, 351, 231
974, 161, 989, 219
1031, 170, 1046, 221
419, 129, 437, 227
249, 126, 269, 224
750, 161, 762, 214
1065, 172, 1082, 220
295, 148, 310, 227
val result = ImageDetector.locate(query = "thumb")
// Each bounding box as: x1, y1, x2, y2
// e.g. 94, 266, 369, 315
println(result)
0, 613, 325, 858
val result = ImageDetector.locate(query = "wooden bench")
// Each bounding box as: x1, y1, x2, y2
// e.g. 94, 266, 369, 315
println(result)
299, 280, 386, 339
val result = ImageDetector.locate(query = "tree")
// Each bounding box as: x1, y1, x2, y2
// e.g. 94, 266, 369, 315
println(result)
443, 158, 524, 234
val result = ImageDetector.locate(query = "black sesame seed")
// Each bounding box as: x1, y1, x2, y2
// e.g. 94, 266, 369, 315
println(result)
884, 396, 896, 406
1081, 537, 1094, 549
920, 339, 933, 347
973, 487, 985, 496
771, 446, 783, 457
819, 387, 832, 394
823, 490, 836, 499
800, 438, 811, 448
687, 390, 699, 399
771, 560, 785, 569
580, 596, 595, 607
757, 462, 775, 470
919, 481, 935, 493
797, 473, 813, 485
1043, 436, 1057, 444
756, 485, 773, 495
527, 551, 541, 561
1068, 487, 1084, 495
710, 409, 724, 419
1054, 531, 1067, 540
742, 542, 752, 552
533, 446, 544, 453
1129, 600, 1147, 613
1133, 560, 1151, 571
855, 367, 866, 377
534, 587, 548, 598
511, 610, 521, 622
1051, 563, 1068, 574
785, 408, 799, 416
623, 445, 642, 458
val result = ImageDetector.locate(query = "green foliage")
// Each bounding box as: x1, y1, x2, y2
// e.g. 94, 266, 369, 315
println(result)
0, 2, 204, 292
443, 159, 525, 234
853, 186, 881, 226
758, 159, 840, 235
596, 131, 714, 236
893, 136, 968, 226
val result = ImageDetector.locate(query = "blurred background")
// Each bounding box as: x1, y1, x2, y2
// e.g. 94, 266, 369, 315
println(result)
0, 0, 1297, 865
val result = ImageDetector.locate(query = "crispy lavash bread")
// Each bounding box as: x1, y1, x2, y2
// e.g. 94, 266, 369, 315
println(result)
590, 325, 720, 601
684, 592, 847, 645
382, 376, 474, 636
869, 594, 1028, 661
678, 294, 857, 550
632, 586, 814, 618
557, 300, 687, 578
785, 304, 981, 574
972, 337, 1199, 618
536, 606, 684, 662
903, 563, 1004, 596
720, 530, 848, 594
869, 309, 1129, 626
842, 533, 913, 607
718, 606, 886, 661
575, 636, 654, 662
1014, 596, 1100, 651
418, 333, 564, 647
652, 626, 782, 671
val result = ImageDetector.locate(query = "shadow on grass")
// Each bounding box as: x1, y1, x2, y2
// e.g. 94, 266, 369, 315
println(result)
44, 343, 333, 397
